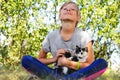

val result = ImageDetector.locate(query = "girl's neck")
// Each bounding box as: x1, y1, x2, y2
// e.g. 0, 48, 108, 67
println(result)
61, 21, 76, 34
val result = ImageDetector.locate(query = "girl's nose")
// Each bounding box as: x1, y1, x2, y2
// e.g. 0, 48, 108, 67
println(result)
66, 9, 70, 11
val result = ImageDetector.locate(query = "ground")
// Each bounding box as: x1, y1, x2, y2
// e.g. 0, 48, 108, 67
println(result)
0, 65, 119, 80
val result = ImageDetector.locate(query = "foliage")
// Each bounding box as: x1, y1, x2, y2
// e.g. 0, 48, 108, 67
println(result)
77, 0, 120, 59
0, 0, 120, 68
0, 0, 48, 67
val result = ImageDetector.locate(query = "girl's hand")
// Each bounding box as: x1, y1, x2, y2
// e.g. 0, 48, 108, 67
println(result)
54, 48, 66, 62
57, 56, 69, 66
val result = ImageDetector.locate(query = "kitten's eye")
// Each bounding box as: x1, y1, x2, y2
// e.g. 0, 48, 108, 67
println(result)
82, 48, 85, 51
79, 49, 81, 52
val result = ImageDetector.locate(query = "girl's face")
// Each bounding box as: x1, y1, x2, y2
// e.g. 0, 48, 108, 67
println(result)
59, 3, 80, 22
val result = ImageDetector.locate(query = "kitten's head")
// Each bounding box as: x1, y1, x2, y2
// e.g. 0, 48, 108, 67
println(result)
75, 45, 88, 61
64, 52, 72, 58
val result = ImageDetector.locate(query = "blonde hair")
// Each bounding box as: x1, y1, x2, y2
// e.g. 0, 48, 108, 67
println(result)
59, 1, 80, 16
59, 1, 81, 27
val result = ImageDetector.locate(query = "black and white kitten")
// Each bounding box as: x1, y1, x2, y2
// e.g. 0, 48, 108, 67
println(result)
55, 45, 88, 75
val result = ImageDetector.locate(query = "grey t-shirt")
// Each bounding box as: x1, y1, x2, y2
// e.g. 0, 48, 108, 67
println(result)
42, 27, 93, 58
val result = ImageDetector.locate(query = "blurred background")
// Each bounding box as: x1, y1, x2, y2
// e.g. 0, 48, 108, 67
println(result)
0, 0, 120, 80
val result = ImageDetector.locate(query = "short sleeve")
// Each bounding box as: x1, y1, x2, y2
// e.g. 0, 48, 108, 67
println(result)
42, 34, 50, 53
80, 31, 94, 47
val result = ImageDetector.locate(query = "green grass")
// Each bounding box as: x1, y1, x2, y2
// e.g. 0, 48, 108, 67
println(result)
96, 68, 120, 80
0, 65, 119, 80
0, 66, 29, 80
80, 68, 120, 80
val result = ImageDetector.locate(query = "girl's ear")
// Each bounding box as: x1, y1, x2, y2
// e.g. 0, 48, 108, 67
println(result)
77, 15, 81, 22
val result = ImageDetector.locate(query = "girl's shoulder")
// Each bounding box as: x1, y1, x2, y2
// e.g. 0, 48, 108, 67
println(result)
47, 29, 60, 38
75, 28, 89, 35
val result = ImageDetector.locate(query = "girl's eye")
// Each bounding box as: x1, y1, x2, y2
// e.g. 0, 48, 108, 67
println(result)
63, 8, 76, 11
63, 8, 67, 10
71, 9, 75, 11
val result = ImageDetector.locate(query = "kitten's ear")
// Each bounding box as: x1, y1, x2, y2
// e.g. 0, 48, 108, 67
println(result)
76, 45, 81, 49
76, 45, 79, 48
85, 47, 88, 52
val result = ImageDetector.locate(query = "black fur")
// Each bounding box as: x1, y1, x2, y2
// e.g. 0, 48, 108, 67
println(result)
55, 46, 88, 75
